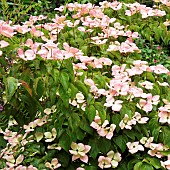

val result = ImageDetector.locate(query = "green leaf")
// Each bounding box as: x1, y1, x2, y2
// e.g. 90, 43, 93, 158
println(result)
58, 131, 71, 151
86, 105, 96, 123
85, 166, 98, 170
111, 114, 121, 132
99, 138, 111, 154
76, 80, 88, 97
64, 59, 74, 82
5, 77, 18, 101
151, 84, 160, 95
76, 128, 86, 140
79, 116, 93, 134
33, 77, 45, 99
86, 94, 95, 105
89, 138, 100, 159
162, 126, 170, 147
113, 135, 127, 152
51, 68, 59, 83
26, 143, 41, 156
0, 57, 7, 67
38, 164, 46, 169
160, 150, 170, 156
0, 136, 7, 152
57, 150, 70, 167
95, 102, 106, 123
50, 86, 57, 105
46, 62, 53, 74
141, 163, 154, 170
134, 162, 143, 170
144, 72, 155, 82
69, 83, 78, 100
123, 129, 135, 140
128, 160, 141, 170
68, 112, 80, 131
146, 157, 161, 169
120, 105, 128, 118
152, 126, 161, 142
58, 86, 69, 107
40, 61, 47, 74
60, 70, 69, 91
0, 112, 9, 130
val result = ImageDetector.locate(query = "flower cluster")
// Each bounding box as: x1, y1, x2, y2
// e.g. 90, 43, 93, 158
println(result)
0, 0, 170, 169
90, 112, 116, 139
45, 158, 61, 170
69, 92, 86, 111
119, 112, 149, 130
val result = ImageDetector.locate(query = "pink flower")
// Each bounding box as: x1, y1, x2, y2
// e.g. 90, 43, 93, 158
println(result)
90, 119, 101, 131
18, 48, 36, 61
127, 142, 144, 154
0, 21, 16, 37
30, 26, 44, 37
119, 114, 136, 130
34, 115, 48, 126
45, 158, 61, 169
112, 100, 123, 111
69, 142, 91, 163
98, 156, 112, 169
139, 81, 153, 89
148, 143, 164, 158
97, 121, 116, 139
23, 122, 37, 133
150, 65, 169, 74
44, 128, 57, 142
114, 22, 124, 29
137, 99, 152, 113
133, 112, 149, 124
76, 92, 85, 103
104, 95, 123, 112
109, 2, 122, 10
140, 137, 154, 148
15, 25, 30, 34
107, 150, 121, 168
158, 110, 170, 124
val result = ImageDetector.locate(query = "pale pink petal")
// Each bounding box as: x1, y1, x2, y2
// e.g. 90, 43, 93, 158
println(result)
80, 155, 88, 163
71, 142, 78, 150
72, 155, 80, 161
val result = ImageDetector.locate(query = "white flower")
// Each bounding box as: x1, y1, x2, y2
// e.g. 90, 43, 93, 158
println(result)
127, 142, 144, 154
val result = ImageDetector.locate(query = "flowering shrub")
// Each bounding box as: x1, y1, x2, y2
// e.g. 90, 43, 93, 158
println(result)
0, 0, 170, 169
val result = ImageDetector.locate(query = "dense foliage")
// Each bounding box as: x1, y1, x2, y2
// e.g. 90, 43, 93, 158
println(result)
0, 0, 170, 169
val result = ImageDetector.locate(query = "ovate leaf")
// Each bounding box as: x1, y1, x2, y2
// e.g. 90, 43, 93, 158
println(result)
59, 131, 71, 151
146, 157, 161, 169
95, 102, 106, 123
141, 163, 154, 170
86, 105, 96, 123
113, 135, 127, 152
134, 162, 143, 170
6, 77, 18, 101
60, 70, 69, 91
